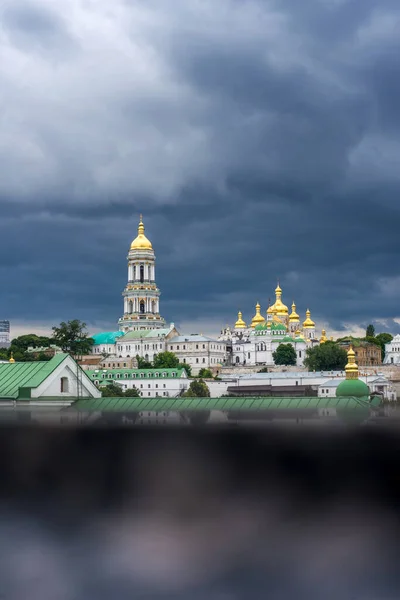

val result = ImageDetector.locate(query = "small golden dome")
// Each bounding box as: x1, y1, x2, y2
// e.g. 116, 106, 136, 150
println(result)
130, 215, 153, 251
251, 302, 266, 328
319, 329, 327, 344
9, 353, 15, 363
303, 309, 315, 329
345, 345, 359, 379
272, 282, 288, 316
235, 311, 247, 329
289, 301, 300, 322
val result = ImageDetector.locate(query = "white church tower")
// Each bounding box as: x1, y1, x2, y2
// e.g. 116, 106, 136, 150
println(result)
118, 215, 166, 332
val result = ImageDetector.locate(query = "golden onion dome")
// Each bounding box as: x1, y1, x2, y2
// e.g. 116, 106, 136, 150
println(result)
303, 309, 315, 329
251, 302, 266, 328
273, 282, 288, 316
235, 311, 247, 329
319, 329, 327, 344
289, 301, 300, 322
9, 353, 15, 363
130, 215, 153, 251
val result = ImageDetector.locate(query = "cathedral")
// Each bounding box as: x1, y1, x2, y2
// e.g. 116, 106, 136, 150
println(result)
219, 284, 325, 367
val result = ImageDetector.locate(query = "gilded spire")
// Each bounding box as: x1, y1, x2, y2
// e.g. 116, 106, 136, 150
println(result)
319, 329, 327, 344
303, 309, 315, 329
251, 302, 265, 328
289, 301, 300, 322
235, 310, 247, 329
272, 282, 288, 316
9, 353, 15, 363
130, 215, 153, 250
345, 345, 359, 380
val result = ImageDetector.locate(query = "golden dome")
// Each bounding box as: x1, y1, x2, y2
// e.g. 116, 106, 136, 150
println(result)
345, 345, 359, 379
303, 309, 315, 329
319, 329, 327, 344
272, 282, 288, 316
251, 302, 266, 328
130, 215, 153, 251
266, 301, 275, 315
235, 311, 247, 329
289, 301, 300, 322
9, 353, 15, 363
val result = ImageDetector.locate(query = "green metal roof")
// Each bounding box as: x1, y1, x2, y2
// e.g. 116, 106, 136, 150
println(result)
72, 395, 373, 413
91, 332, 124, 345
88, 368, 186, 380
0, 354, 68, 399
270, 323, 286, 331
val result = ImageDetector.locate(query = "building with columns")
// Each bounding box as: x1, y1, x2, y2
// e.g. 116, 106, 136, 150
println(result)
118, 215, 166, 332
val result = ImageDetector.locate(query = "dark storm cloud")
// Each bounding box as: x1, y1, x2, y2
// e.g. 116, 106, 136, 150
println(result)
1, 0, 400, 334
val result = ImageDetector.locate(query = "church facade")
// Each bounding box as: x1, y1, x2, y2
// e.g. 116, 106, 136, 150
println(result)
219, 284, 323, 367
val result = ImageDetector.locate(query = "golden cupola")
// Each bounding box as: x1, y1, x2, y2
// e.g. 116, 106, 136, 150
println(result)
251, 303, 266, 328
272, 283, 289, 317
289, 301, 300, 322
130, 215, 153, 251
344, 345, 359, 379
235, 311, 247, 329
9, 353, 15, 363
303, 309, 315, 329
319, 329, 327, 344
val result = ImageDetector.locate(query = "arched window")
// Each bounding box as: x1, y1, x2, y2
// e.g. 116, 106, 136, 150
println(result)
140, 265, 144, 283
60, 377, 69, 393
140, 301, 145, 314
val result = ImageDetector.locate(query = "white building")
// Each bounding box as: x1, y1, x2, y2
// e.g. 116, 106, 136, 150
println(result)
219, 285, 321, 368
318, 374, 396, 401
167, 335, 228, 375
116, 324, 179, 361
0, 320, 10, 348
118, 215, 166, 332
384, 335, 400, 365
88, 367, 189, 398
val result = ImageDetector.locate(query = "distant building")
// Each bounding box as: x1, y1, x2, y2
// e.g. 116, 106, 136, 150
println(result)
167, 334, 228, 375
336, 339, 382, 366
87, 367, 188, 398
383, 334, 400, 365
0, 320, 10, 348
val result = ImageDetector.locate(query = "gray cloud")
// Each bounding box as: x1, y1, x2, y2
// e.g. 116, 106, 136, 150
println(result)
1, 0, 400, 334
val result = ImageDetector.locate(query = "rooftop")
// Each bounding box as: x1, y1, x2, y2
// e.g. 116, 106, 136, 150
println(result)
92, 332, 124, 345
169, 335, 222, 343
88, 368, 187, 380
0, 354, 68, 399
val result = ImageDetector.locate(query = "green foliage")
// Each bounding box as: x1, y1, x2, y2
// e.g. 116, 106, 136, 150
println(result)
366, 324, 375, 338
136, 355, 152, 369
184, 379, 210, 397
153, 351, 180, 369
99, 383, 140, 397
304, 342, 347, 371
375, 333, 393, 361
198, 368, 213, 378
52, 320, 93, 356
272, 343, 297, 366
179, 362, 192, 377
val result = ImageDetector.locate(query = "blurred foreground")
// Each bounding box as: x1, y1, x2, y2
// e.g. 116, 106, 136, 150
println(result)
0, 424, 400, 599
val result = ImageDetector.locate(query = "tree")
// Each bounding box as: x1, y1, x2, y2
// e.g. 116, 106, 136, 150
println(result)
123, 387, 140, 397
184, 379, 210, 397
272, 343, 297, 366
198, 368, 213, 378
366, 324, 375, 338
153, 351, 180, 369
179, 362, 192, 377
52, 320, 94, 356
304, 342, 347, 371
375, 333, 393, 361
136, 355, 152, 369
99, 383, 124, 397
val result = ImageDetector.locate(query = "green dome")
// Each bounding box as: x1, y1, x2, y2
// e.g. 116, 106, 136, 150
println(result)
336, 379, 369, 399
282, 336, 294, 342
255, 323, 267, 331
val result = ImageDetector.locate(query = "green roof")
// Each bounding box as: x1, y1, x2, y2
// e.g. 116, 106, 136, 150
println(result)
282, 336, 295, 342
88, 368, 186, 381
0, 354, 68, 399
120, 327, 173, 341
91, 332, 124, 345
72, 394, 374, 413
270, 323, 286, 331
336, 378, 370, 399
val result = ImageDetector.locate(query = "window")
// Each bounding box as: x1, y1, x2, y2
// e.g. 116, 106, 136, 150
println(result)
203, 358, 206, 363
177, 345, 180, 350
203, 344, 205, 349
155, 384, 158, 389
140, 384, 143, 389
123, 363, 126, 367
148, 384, 151, 388
148, 392, 151, 396
196, 344, 199, 349
116, 373, 120, 379
60, 377, 69, 393
163, 384, 166, 388
155, 372, 159, 377
196, 358, 199, 363
94, 380, 99, 386
108, 374, 113, 379
183, 345, 186, 350
172, 372, 176, 377
140, 373, 145, 378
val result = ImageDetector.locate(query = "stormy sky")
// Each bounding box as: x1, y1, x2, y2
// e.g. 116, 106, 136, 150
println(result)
1, 0, 400, 338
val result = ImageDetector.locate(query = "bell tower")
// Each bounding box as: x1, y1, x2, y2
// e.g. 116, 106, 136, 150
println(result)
118, 215, 166, 332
